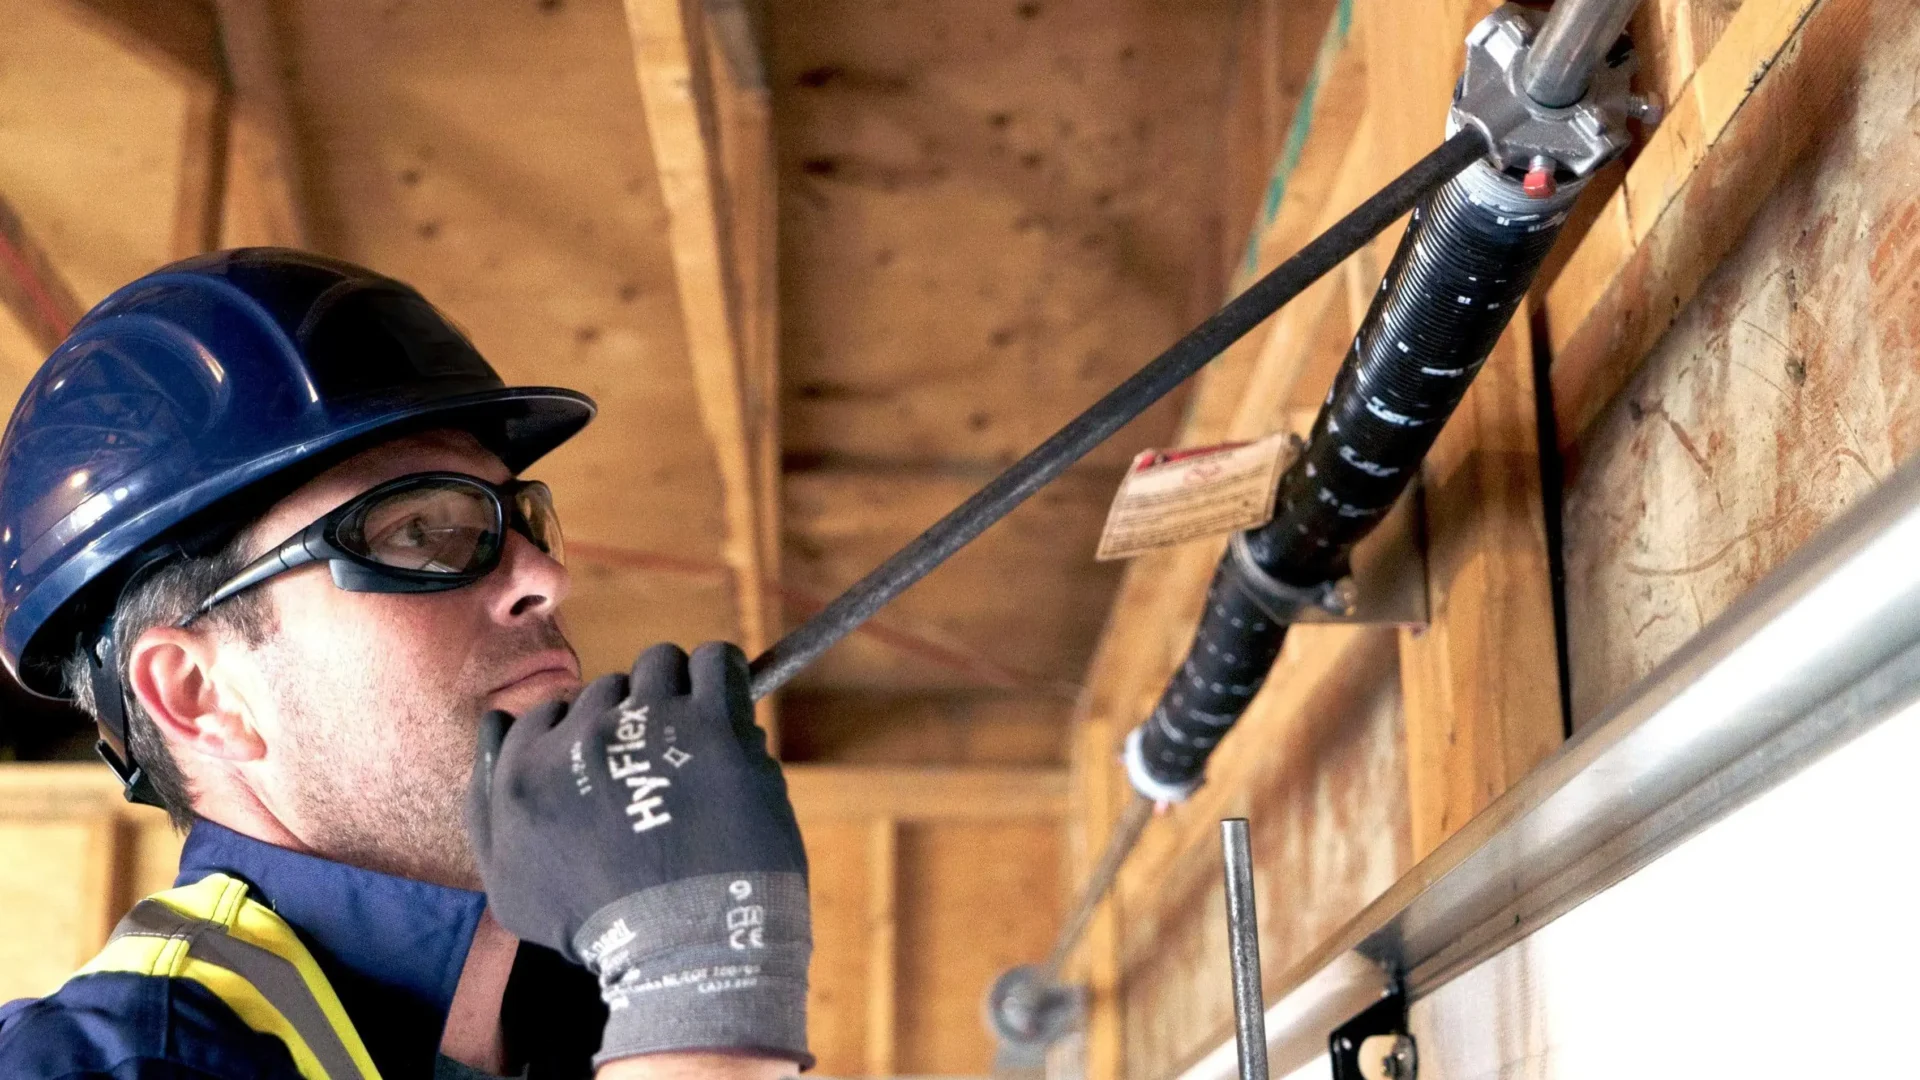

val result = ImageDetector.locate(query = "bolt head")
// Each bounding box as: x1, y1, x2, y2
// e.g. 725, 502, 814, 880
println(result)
1522, 163, 1557, 199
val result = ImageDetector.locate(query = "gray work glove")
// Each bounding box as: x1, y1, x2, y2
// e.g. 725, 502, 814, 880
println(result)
467, 642, 812, 1069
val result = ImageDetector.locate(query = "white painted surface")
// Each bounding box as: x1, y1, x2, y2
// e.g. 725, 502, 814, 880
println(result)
1408, 696, 1920, 1079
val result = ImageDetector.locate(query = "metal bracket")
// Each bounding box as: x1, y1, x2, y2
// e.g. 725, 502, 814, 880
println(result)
1225, 487, 1429, 630
1228, 530, 1356, 624
1449, 3, 1655, 178
1214, 409, 1429, 629
1329, 985, 1417, 1080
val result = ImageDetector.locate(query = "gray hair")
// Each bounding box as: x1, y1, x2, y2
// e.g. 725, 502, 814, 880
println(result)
61, 536, 275, 831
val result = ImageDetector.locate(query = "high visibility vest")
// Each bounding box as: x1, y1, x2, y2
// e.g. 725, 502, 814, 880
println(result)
74, 872, 383, 1080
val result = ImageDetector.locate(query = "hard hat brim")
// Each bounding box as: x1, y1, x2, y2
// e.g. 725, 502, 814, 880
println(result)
7, 384, 596, 697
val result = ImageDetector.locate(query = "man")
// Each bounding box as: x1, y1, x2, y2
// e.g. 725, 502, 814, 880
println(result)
0, 249, 811, 1080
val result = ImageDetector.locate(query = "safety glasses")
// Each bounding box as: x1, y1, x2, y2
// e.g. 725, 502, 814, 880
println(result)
182, 471, 562, 625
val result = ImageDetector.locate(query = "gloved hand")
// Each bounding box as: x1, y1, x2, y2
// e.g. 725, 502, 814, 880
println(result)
467, 642, 811, 1069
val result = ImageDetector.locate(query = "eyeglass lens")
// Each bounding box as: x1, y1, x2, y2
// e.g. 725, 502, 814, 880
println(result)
514, 482, 563, 564
356, 484, 502, 573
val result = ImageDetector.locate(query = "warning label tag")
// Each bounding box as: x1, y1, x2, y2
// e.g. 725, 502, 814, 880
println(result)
1094, 432, 1294, 561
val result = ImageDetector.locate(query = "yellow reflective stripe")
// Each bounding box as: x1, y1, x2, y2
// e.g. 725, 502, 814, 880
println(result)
202, 872, 249, 925
76, 923, 338, 1080
221, 889, 380, 1078
75, 931, 189, 979
183, 957, 338, 1080
74, 872, 383, 1080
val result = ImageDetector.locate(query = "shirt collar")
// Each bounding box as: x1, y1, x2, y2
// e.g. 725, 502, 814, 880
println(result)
176, 819, 488, 1079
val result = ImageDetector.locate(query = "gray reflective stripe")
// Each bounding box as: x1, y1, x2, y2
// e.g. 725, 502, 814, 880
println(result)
111, 899, 372, 1080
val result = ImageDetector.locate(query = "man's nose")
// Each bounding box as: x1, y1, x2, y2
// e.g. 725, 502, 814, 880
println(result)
489, 529, 571, 623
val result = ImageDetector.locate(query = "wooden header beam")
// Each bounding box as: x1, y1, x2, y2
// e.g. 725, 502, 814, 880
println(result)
0, 760, 1065, 823
1544, 0, 1866, 450
784, 765, 1068, 822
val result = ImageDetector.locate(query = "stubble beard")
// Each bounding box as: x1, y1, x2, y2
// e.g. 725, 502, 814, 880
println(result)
267, 621, 577, 891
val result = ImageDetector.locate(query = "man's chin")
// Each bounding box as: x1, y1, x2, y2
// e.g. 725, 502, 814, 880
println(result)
485, 669, 584, 716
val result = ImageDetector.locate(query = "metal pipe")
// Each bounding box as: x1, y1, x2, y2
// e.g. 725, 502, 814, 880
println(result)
1171, 454, 1920, 1080
1221, 819, 1270, 1080
1521, 0, 1643, 108
747, 130, 1489, 701
1033, 793, 1153, 989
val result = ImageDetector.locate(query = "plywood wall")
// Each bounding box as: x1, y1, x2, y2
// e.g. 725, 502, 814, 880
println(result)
1563, 0, 1920, 722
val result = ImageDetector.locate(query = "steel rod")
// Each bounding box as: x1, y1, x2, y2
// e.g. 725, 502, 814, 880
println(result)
747, 129, 1489, 700
1221, 819, 1270, 1080
1033, 792, 1153, 988
1521, 0, 1643, 107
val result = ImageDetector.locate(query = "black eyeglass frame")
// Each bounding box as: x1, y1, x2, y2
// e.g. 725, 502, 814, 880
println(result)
181, 471, 558, 626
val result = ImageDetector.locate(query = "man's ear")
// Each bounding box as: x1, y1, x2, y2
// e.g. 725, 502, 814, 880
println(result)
125, 627, 265, 762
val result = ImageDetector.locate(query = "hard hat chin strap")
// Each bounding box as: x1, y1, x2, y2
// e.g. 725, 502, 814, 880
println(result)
84, 546, 185, 810
88, 629, 162, 808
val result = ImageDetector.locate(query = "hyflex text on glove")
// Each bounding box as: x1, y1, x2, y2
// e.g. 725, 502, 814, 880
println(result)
467, 642, 812, 1069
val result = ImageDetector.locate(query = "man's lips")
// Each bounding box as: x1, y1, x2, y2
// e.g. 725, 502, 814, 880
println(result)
489, 651, 583, 698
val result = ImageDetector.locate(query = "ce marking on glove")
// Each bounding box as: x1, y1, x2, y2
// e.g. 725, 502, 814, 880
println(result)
726, 879, 765, 950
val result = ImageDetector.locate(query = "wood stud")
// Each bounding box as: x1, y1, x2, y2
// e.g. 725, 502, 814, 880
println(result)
213, 0, 312, 250
864, 819, 898, 1078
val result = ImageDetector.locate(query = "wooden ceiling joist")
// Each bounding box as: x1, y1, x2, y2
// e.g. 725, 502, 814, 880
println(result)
623, 0, 782, 722
213, 0, 312, 250
58, 0, 225, 88
783, 764, 1066, 822
0, 190, 87, 356
61, 0, 311, 259
56, 0, 232, 261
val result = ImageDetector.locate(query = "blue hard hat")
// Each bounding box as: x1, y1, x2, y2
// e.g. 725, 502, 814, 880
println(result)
0, 248, 596, 695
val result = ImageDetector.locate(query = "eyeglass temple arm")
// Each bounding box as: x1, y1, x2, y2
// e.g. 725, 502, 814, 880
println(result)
182, 527, 324, 625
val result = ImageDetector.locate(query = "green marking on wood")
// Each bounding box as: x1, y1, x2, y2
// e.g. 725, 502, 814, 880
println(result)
1239, 0, 1356, 283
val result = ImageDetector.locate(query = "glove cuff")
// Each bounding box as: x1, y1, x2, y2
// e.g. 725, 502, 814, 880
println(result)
574, 871, 813, 1069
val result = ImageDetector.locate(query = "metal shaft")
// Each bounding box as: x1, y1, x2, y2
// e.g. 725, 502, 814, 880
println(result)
746, 130, 1489, 700
1033, 793, 1154, 989
1521, 0, 1643, 107
1221, 819, 1270, 1080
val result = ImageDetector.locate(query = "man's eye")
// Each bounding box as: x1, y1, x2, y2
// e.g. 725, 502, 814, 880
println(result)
374, 516, 462, 554
388, 517, 434, 547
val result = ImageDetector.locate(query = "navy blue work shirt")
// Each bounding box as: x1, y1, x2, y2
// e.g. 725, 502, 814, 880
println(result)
0, 819, 605, 1079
